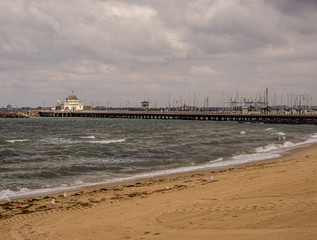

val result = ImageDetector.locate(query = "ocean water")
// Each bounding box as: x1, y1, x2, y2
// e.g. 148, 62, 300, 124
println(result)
0, 117, 316, 200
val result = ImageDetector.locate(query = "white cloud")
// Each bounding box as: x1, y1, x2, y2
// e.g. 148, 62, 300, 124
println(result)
100, 3, 157, 19
190, 66, 223, 76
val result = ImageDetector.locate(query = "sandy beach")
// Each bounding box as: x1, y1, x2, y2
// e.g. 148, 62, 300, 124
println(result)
0, 143, 316, 240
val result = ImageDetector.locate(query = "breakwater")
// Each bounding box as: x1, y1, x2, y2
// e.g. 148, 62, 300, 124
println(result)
39, 111, 317, 125
0, 111, 29, 118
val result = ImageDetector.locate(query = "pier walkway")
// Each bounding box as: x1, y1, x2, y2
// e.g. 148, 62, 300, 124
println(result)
39, 110, 317, 125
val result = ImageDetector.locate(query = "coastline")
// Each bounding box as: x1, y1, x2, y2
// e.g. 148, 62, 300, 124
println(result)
1, 142, 316, 239
1, 133, 316, 202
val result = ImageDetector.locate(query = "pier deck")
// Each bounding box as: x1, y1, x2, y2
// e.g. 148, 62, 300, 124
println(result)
39, 110, 317, 125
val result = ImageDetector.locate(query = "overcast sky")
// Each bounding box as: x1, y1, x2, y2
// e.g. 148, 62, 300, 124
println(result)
1, 0, 316, 108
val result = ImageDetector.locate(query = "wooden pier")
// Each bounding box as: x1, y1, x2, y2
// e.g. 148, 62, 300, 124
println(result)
39, 110, 317, 125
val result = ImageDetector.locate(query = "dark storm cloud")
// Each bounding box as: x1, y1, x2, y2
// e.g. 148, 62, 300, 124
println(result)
265, 0, 317, 36
184, 4, 284, 53
266, 0, 317, 16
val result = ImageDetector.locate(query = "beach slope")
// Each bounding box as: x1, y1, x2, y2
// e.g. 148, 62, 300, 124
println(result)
0, 144, 316, 240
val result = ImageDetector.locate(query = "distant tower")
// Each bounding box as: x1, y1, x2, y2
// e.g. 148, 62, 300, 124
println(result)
141, 101, 149, 110
266, 88, 269, 106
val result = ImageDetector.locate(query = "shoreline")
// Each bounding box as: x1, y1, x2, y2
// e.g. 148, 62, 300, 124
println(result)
1, 137, 316, 202
0, 142, 317, 239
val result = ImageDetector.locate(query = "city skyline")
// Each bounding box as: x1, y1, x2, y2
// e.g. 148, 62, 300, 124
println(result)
1, 0, 317, 107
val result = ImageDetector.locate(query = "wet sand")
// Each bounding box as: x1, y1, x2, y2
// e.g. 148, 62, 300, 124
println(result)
0, 143, 316, 239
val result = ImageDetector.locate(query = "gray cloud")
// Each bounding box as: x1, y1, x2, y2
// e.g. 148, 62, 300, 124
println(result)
0, 0, 316, 107
266, 0, 317, 16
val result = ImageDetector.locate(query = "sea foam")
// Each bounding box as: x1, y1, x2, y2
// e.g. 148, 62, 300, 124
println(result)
276, 132, 286, 136
42, 138, 79, 144
80, 136, 96, 139
6, 139, 29, 143
88, 139, 126, 144
255, 144, 279, 153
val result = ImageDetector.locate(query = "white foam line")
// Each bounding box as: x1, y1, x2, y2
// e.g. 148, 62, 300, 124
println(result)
80, 136, 96, 139
6, 139, 29, 143
88, 139, 125, 144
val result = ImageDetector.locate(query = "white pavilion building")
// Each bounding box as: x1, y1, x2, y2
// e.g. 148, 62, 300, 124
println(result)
57, 92, 84, 111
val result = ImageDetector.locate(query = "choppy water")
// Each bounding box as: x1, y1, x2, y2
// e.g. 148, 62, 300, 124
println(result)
0, 117, 316, 200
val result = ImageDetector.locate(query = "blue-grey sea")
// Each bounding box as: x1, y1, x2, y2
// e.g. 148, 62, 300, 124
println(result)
0, 117, 316, 200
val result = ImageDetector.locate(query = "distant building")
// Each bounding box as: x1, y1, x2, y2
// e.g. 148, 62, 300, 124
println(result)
261, 106, 271, 114
242, 106, 254, 115
7, 104, 13, 110
56, 92, 84, 111
141, 101, 149, 110
83, 105, 93, 110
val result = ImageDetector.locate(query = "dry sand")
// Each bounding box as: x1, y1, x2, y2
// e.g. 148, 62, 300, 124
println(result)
0, 143, 317, 240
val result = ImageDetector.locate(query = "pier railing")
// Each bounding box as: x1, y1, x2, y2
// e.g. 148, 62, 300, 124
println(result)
39, 110, 317, 125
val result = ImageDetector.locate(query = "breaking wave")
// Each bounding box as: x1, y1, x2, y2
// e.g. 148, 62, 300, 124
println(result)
6, 139, 29, 143
88, 139, 126, 144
